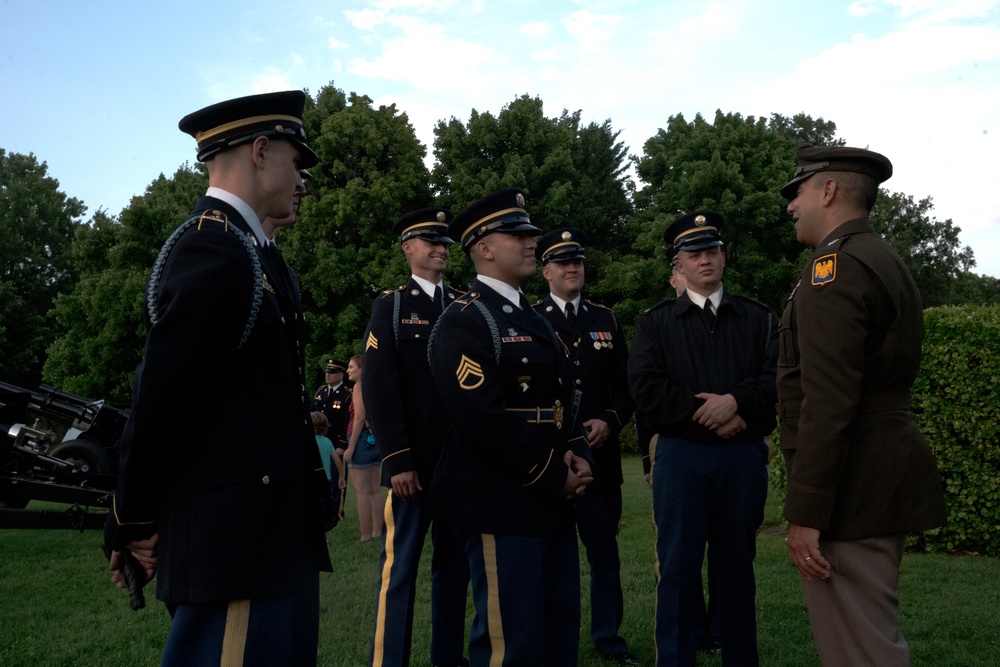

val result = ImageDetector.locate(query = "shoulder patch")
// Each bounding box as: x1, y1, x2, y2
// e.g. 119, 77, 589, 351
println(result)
365, 331, 378, 351
456, 355, 485, 389
811, 254, 837, 286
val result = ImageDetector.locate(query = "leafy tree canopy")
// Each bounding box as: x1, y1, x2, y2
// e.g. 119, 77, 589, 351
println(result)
0, 149, 85, 386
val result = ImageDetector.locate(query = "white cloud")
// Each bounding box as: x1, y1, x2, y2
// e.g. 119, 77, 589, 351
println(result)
520, 20, 552, 39
562, 9, 624, 53
328, 37, 349, 49
251, 70, 295, 93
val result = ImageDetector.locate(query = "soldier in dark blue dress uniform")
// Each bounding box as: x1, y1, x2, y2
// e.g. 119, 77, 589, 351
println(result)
312, 359, 351, 452
104, 91, 333, 666
362, 208, 470, 667
628, 212, 778, 667
532, 228, 637, 665
428, 188, 594, 667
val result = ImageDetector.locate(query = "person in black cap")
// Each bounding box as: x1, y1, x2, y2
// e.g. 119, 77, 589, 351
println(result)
427, 188, 593, 667
628, 211, 778, 666
312, 359, 351, 454
361, 207, 470, 667
532, 228, 637, 665
104, 90, 332, 665
778, 145, 946, 665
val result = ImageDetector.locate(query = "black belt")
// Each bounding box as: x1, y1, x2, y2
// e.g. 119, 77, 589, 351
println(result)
778, 392, 911, 419
507, 404, 563, 428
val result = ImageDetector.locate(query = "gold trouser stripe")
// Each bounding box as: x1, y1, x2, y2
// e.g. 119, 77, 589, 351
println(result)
371, 490, 397, 666
482, 534, 506, 667
649, 439, 660, 667
221, 599, 251, 667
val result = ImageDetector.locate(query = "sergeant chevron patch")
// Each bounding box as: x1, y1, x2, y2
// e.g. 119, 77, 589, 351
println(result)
366, 331, 378, 351
456, 355, 485, 390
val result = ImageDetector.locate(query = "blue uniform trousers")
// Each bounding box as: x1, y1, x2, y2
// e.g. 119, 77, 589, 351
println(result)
161, 570, 319, 667
462, 528, 580, 667
575, 485, 627, 657
651, 436, 766, 667
371, 489, 469, 666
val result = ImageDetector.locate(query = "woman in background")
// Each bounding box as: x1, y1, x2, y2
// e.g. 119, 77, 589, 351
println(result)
343, 354, 384, 541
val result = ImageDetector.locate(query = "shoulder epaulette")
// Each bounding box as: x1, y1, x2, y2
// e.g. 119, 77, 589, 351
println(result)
454, 291, 482, 312
584, 299, 615, 312
379, 285, 406, 298
195, 209, 229, 230
641, 298, 675, 316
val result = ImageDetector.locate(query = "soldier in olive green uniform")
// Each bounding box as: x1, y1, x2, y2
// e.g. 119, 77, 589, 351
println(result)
778, 144, 946, 666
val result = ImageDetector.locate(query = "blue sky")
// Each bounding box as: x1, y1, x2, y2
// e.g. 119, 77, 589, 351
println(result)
3, 0, 999, 276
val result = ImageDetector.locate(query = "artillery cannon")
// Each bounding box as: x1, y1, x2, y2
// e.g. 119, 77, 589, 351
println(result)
0, 381, 128, 530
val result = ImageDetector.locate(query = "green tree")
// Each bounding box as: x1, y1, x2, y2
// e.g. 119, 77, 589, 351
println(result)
0, 149, 85, 386
45, 165, 208, 401
431, 95, 634, 299
870, 191, 980, 307
285, 86, 434, 386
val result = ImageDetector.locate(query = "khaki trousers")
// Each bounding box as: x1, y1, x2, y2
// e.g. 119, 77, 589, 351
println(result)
801, 534, 909, 666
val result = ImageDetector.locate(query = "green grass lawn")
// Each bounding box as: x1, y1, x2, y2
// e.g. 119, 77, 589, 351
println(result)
2, 458, 998, 666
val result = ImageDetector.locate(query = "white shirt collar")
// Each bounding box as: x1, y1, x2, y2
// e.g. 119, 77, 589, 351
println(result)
548, 293, 581, 315
686, 285, 723, 311
206, 186, 267, 247
477, 275, 526, 309
411, 274, 442, 300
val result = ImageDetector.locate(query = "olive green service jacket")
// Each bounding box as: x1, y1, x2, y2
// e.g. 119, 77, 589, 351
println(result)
778, 217, 946, 540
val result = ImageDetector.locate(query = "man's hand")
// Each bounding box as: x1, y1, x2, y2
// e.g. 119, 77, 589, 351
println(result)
561, 450, 594, 499
109, 533, 158, 587
583, 418, 611, 449
787, 523, 831, 580
713, 414, 747, 439
109, 533, 158, 611
692, 392, 737, 430
390, 470, 423, 501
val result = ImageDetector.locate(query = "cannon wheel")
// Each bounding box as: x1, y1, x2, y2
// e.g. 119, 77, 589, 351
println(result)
49, 439, 113, 475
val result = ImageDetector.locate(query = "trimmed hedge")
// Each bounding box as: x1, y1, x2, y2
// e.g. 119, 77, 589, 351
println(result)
767, 304, 1000, 556
913, 304, 1000, 556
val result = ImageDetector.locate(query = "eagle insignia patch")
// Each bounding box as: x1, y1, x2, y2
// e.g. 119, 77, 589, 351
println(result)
811, 254, 837, 286
456, 355, 485, 390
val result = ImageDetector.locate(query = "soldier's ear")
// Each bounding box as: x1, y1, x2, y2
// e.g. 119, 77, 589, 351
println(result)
250, 135, 271, 169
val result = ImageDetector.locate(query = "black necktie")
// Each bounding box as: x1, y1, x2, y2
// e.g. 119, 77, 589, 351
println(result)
265, 243, 287, 291
433, 284, 443, 311
519, 293, 531, 312
565, 301, 577, 329
705, 301, 716, 328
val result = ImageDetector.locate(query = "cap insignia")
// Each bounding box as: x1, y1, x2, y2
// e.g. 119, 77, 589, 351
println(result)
561, 231, 572, 241
436, 211, 447, 223
695, 215, 707, 226
516, 193, 525, 207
